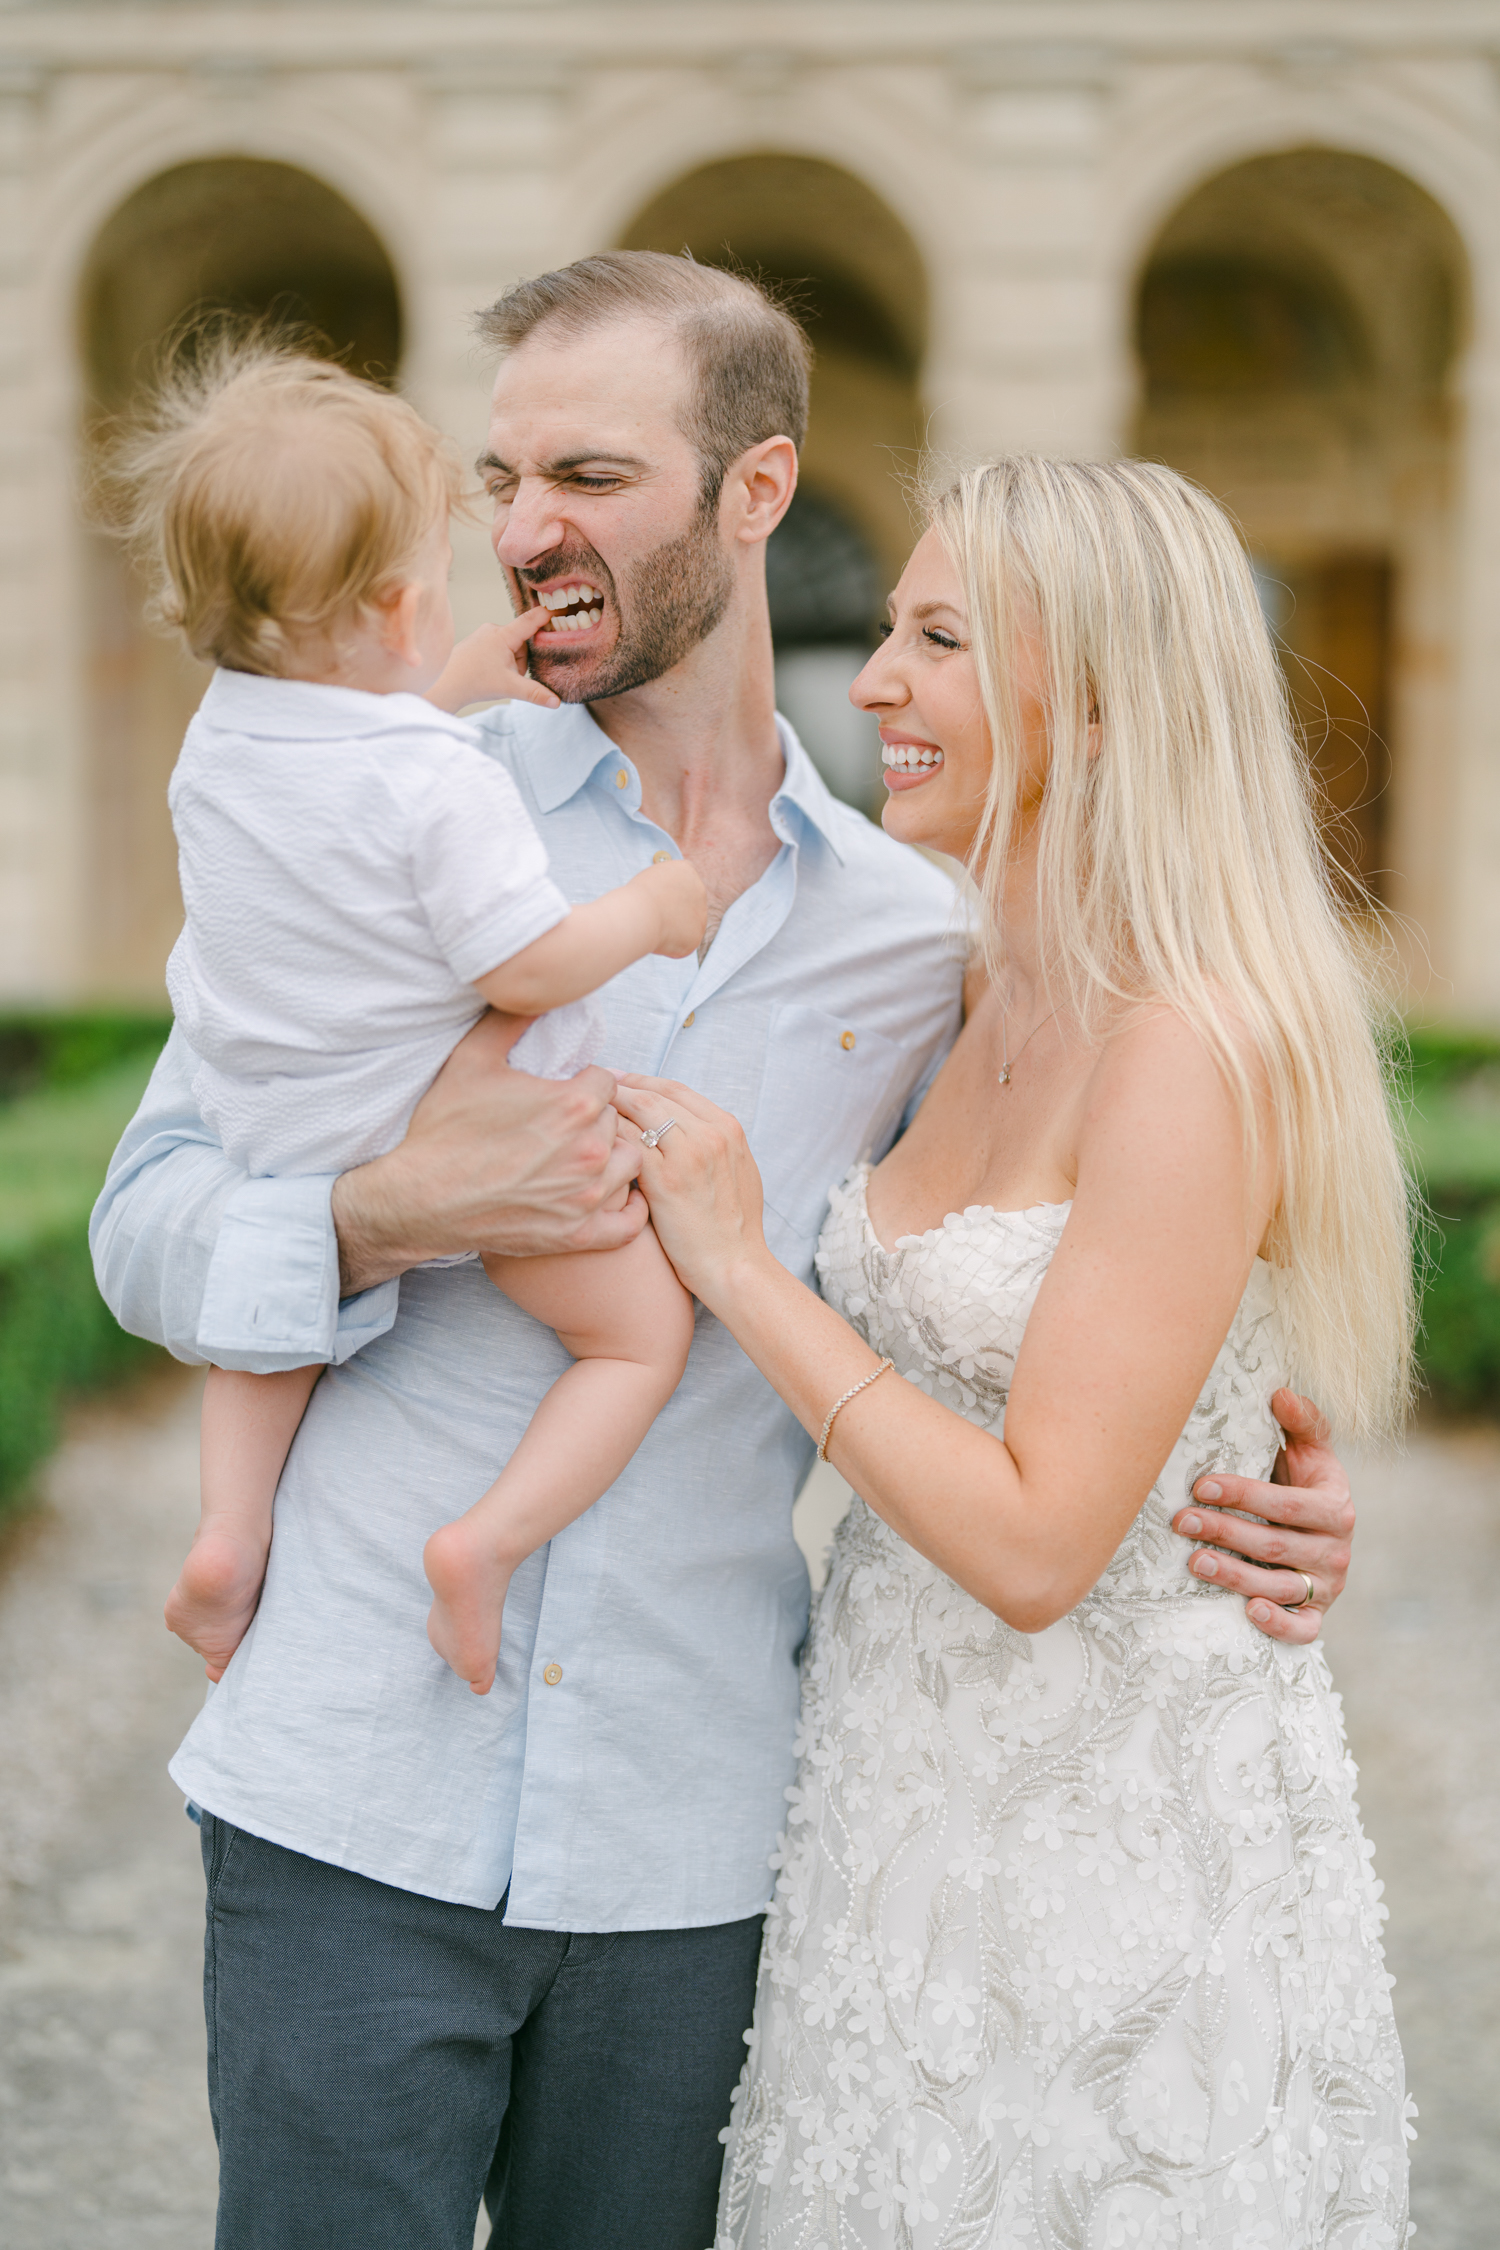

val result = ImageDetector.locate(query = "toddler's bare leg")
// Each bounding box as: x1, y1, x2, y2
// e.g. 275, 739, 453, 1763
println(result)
165, 1364, 321, 1680
423, 1227, 693, 1695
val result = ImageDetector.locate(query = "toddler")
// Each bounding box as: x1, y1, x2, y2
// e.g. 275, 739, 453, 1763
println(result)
117, 341, 704, 1696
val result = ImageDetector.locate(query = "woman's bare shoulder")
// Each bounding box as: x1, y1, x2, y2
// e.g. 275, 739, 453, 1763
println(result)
1074, 994, 1276, 1222
1083, 1003, 1277, 1152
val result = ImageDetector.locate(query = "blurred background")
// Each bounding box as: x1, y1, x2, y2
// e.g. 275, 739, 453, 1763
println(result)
2, 4, 1500, 2246
7, 14, 1497, 1011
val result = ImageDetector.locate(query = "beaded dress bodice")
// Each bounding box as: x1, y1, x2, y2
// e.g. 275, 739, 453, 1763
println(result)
817, 1167, 1287, 1612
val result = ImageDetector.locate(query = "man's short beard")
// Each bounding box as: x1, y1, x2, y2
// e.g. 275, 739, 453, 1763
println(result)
529, 495, 734, 704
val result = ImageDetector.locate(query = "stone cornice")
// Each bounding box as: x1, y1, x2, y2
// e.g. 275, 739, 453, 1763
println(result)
0, 0, 1498, 76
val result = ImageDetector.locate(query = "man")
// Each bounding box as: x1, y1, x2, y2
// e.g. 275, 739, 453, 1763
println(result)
92, 254, 1356, 2250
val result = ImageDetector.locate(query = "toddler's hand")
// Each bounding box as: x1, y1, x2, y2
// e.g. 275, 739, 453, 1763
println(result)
426, 609, 561, 713
633, 858, 708, 958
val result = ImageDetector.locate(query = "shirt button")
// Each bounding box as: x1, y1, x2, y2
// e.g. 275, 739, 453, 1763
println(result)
840, 1030, 857, 1052
615, 770, 629, 789
543, 1663, 563, 1686
652, 849, 671, 863
682, 1011, 696, 1029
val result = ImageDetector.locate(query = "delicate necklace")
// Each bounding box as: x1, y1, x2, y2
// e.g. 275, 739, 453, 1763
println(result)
998, 997, 1060, 1087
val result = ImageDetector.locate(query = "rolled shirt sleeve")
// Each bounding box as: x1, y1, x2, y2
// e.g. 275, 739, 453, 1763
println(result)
89, 1026, 398, 1373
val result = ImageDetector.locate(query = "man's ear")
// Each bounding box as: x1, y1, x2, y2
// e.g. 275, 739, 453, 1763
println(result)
727, 435, 799, 548
374, 580, 424, 670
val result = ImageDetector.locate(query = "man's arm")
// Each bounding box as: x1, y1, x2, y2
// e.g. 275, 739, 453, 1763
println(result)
90, 1027, 359, 1371
92, 1014, 646, 1370
332, 1012, 645, 1292
1171, 1389, 1355, 1646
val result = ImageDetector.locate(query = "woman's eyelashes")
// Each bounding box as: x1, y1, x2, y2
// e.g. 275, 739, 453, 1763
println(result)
875, 620, 963, 651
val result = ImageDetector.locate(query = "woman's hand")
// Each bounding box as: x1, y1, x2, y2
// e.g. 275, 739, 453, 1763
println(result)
612, 1077, 772, 1301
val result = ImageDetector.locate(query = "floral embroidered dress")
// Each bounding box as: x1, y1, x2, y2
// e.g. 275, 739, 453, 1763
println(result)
714, 1166, 1411, 2250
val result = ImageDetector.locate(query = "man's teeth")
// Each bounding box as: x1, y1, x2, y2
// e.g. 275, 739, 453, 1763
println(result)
536, 582, 603, 631
880, 745, 945, 769
537, 582, 601, 609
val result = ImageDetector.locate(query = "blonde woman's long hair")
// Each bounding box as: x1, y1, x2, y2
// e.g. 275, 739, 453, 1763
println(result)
931, 457, 1414, 1441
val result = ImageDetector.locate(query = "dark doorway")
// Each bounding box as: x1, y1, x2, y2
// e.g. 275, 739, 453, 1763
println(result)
79, 160, 403, 993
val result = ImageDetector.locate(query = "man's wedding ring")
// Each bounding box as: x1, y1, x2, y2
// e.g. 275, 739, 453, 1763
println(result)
1284, 1571, 1317, 1610
641, 1118, 679, 1151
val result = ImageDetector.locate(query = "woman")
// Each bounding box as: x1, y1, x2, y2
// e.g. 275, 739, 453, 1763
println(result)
616, 459, 1413, 2248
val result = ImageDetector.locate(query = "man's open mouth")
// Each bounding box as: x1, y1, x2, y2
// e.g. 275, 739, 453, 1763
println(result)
531, 581, 604, 635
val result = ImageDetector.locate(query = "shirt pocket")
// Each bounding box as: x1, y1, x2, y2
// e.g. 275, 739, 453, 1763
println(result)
751, 1003, 908, 1256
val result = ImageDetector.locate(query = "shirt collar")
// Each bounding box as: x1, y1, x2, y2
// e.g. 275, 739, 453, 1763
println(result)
493, 701, 849, 866
505, 701, 631, 814
771, 716, 849, 866
198, 668, 480, 745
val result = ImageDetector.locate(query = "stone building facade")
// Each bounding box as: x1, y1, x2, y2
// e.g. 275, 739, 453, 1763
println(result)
5, 1, 1500, 1014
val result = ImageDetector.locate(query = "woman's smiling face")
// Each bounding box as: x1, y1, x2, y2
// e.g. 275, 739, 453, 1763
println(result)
853, 526, 1048, 865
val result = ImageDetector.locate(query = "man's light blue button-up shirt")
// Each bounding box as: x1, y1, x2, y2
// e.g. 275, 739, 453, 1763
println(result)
92, 703, 965, 1925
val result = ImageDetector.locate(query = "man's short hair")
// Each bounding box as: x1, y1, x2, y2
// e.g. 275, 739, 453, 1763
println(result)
475, 251, 811, 501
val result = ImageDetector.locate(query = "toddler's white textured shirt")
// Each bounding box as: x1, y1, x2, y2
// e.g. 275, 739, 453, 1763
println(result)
166, 669, 599, 1177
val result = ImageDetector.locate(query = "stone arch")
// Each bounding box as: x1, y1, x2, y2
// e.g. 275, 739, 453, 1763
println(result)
77, 159, 403, 993
1130, 147, 1468, 923
81, 158, 404, 411
620, 153, 929, 808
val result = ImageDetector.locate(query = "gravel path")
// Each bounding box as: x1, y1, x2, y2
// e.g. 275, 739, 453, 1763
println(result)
0, 1367, 215, 2248
0, 1380, 1496, 2247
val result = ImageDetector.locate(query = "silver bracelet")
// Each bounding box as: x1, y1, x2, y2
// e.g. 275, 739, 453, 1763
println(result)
817, 1358, 895, 1462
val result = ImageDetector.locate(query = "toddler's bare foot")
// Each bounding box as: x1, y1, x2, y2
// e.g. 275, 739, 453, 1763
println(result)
164, 1531, 268, 1681
423, 1518, 514, 1696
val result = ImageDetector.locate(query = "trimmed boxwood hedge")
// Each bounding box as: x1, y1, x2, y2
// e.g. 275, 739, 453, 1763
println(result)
0, 1009, 173, 1107
0, 1227, 160, 1500
0, 1016, 169, 1513
1402, 1025, 1500, 1413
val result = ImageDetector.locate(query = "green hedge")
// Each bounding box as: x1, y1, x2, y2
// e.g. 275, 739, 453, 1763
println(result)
1401, 1025, 1500, 1413
0, 1024, 169, 1512
0, 1008, 173, 1106
2, 1011, 1500, 1517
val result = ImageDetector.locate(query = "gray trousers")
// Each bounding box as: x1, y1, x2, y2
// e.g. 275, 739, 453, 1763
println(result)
199, 1813, 764, 2250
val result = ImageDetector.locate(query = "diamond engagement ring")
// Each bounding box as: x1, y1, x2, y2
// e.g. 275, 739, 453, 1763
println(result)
641, 1118, 679, 1151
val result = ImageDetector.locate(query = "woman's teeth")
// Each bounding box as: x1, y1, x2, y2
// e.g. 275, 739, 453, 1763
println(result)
881, 745, 944, 770
537, 582, 603, 632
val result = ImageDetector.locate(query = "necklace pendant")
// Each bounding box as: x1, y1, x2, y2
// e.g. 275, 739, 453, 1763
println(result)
997, 1064, 1012, 1087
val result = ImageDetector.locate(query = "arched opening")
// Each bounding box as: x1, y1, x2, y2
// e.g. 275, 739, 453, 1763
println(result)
621, 154, 928, 811
78, 159, 403, 994
1133, 149, 1466, 914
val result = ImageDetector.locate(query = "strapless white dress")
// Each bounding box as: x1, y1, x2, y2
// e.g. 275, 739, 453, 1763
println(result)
714, 1167, 1411, 2249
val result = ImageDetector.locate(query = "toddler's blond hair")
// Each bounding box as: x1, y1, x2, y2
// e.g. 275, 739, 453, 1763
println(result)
105, 333, 464, 676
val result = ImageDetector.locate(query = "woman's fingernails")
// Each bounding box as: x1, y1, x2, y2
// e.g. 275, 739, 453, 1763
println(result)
1192, 1553, 1218, 1578
1196, 1480, 1222, 1502
1179, 1513, 1203, 1536
1249, 1601, 1272, 1624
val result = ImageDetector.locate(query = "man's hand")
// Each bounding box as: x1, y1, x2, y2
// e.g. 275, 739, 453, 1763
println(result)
331, 1013, 645, 1294
1170, 1388, 1355, 1645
